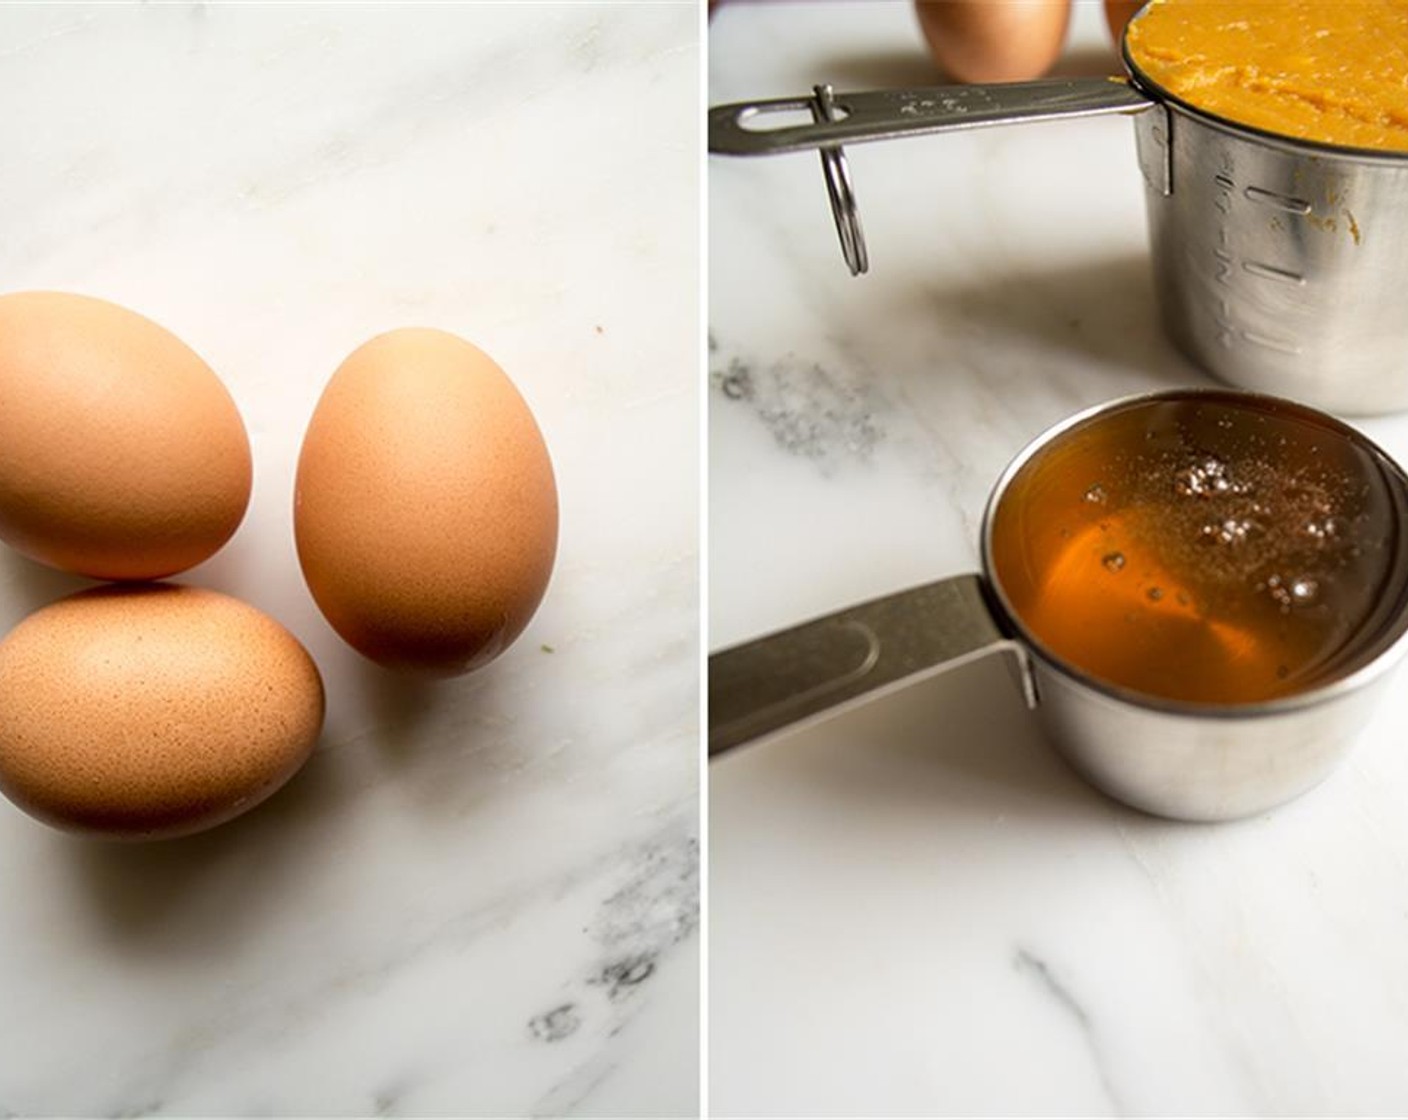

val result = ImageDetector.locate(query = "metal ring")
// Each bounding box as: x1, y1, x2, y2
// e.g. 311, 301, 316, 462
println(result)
811, 84, 868, 276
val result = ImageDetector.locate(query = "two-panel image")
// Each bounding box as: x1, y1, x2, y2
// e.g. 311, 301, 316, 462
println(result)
2, 1, 1407, 1117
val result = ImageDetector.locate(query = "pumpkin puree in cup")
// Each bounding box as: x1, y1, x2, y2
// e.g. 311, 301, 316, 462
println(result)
1126, 0, 1408, 152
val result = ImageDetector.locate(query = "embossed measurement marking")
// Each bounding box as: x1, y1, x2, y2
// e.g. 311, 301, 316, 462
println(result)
1210, 169, 1303, 352
1244, 185, 1313, 214
1242, 260, 1306, 285
1213, 170, 1237, 348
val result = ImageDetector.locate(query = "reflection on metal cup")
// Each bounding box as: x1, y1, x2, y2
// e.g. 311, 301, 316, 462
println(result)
1132, 101, 1408, 414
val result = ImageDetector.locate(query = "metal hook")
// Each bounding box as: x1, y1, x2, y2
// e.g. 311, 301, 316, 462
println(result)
711, 78, 1154, 278
810, 84, 868, 277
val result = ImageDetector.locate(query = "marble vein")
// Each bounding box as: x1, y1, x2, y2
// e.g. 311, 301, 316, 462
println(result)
709, 342, 887, 470
56, 813, 697, 1118
1013, 947, 1127, 1117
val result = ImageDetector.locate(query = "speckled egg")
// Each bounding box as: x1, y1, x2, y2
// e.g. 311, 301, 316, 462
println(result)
0, 584, 324, 839
0, 291, 252, 580
294, 328, 557, 675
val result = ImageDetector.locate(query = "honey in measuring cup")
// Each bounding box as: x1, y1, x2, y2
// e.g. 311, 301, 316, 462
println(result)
989, 394, 1408, 704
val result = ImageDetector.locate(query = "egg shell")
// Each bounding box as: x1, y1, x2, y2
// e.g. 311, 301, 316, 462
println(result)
0, 291, 252, 580
0, 584, 324, 840
915, 0, 1071, 84
294, 328, 558, 675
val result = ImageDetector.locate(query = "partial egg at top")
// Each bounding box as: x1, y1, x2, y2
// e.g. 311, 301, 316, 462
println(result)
0, 291, 252, 580
915, 0, 1071, 84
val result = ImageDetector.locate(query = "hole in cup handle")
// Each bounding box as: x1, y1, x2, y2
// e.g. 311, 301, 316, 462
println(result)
708, 573, 1038, 756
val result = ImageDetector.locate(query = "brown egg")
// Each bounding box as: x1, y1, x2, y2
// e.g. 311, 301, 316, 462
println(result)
0, 291, 251, 581
915, 0, 1071, 83
0, 584, 324, 839
1105, 0, 1145, 44
295, 328, 557, 676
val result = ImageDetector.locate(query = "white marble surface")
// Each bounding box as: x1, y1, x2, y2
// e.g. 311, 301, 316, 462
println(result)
710, 2, 1408, 1115
0, 4, 698, 1117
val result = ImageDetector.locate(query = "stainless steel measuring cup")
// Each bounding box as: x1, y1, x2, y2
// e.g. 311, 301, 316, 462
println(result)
709, 389, 1408, 822
709, 11, 1408, 416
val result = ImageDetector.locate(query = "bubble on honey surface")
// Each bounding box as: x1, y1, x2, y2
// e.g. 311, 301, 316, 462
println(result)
1124, 419, 1372, 629
1200, 517, 1257, 546
1175, 456, 1250, 498
988, 396, 1405, 704
1261, 573, 1319, 612
1304, 516, 1341, 542
1125, 435, 1365, 602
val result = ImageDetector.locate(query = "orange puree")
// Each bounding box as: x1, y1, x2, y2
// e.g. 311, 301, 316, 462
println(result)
1125, 0, 1408, 152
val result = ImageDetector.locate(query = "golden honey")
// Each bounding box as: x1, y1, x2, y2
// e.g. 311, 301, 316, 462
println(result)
989, 396, 1405, 704
1126, 0, 1408, 152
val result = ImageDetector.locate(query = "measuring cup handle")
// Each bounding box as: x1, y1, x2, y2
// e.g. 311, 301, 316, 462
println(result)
709, 573, 1034, 756
709, 78, 1155, 157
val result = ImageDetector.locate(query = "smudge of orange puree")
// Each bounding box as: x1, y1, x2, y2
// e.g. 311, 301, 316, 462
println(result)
1126, 0, 1408, 152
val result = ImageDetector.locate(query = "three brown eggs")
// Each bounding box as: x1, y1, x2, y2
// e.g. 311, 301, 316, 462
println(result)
0, 291, 557, 839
